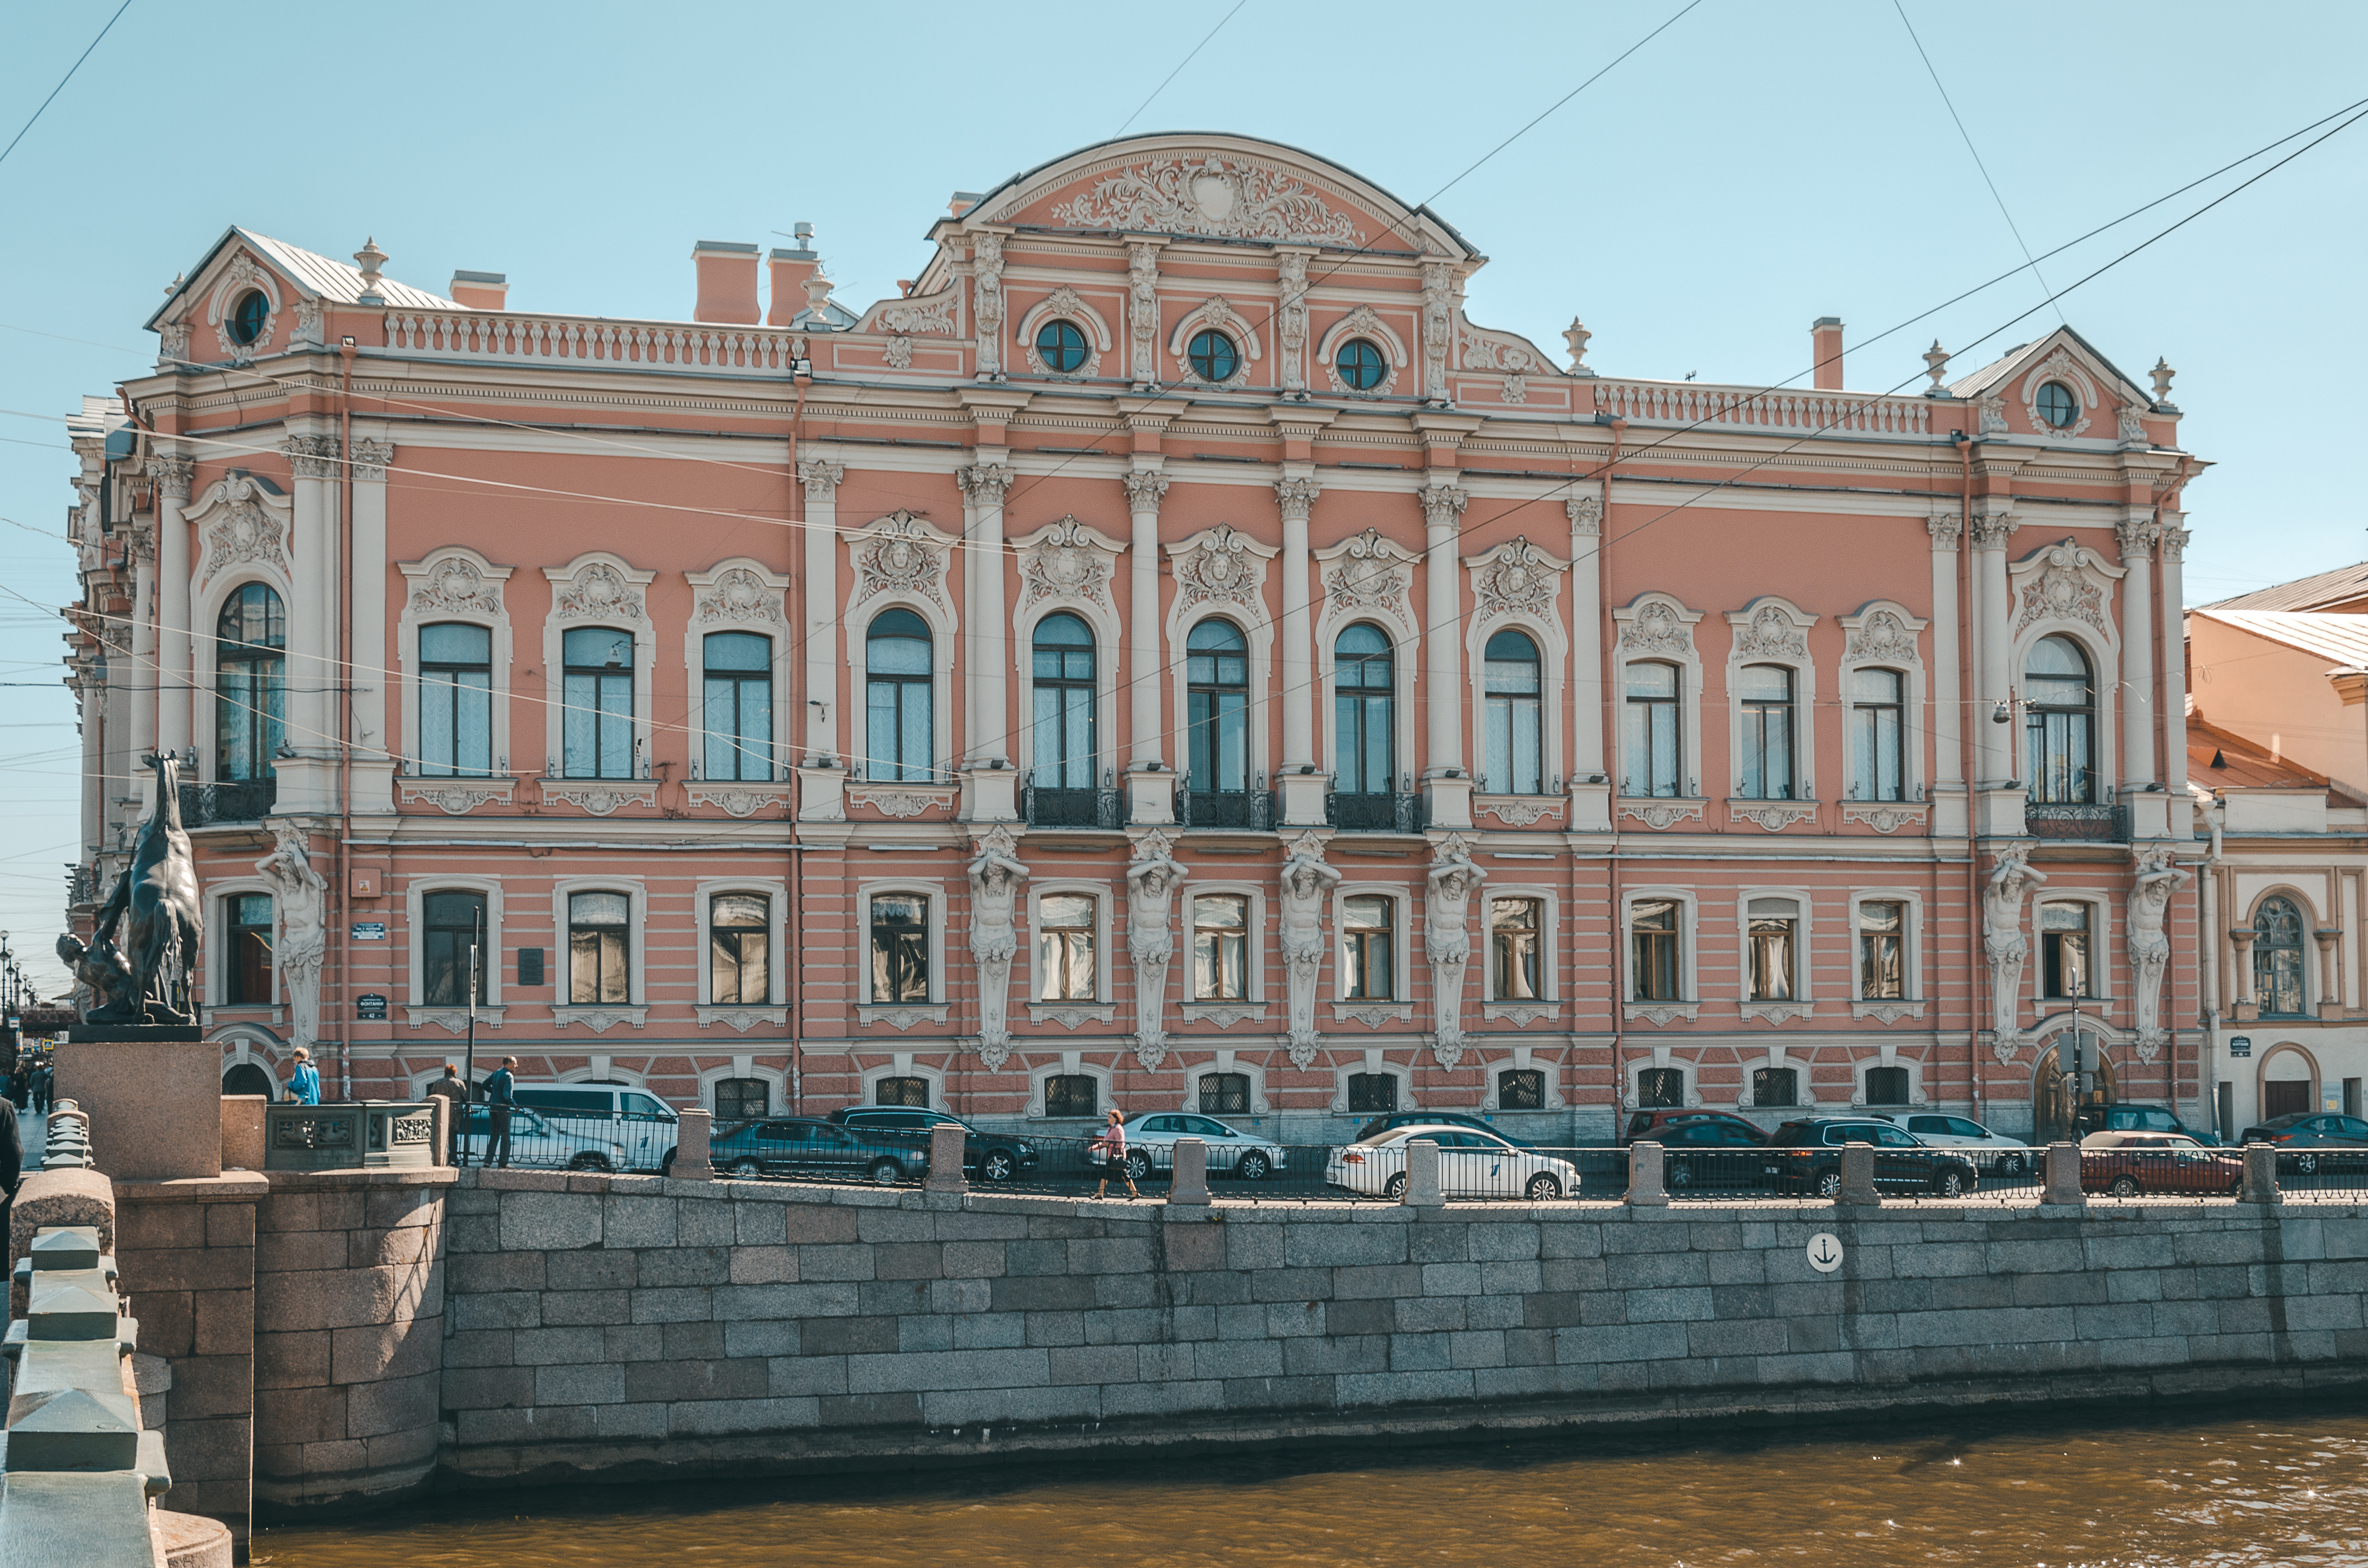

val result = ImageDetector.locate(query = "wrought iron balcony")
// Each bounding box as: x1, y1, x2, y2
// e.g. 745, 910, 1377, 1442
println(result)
1326, 790, 1421, 833
180, 777, 275, 827
2024, 803, 2128, 841
1022, 784, 1123, 830
1175, 788, 1275, 831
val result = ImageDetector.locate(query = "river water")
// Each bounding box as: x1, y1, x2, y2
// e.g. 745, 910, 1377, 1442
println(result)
257, 1406, 2368, 1568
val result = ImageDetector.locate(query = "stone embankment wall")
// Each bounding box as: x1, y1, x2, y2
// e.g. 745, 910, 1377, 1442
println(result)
431, 1172, 2368, 1489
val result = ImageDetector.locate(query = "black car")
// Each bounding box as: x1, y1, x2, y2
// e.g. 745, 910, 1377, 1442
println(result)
1356, 1110, 1536, 1148
712, 1117, 931, 1184
827, 1106, 1038, 1182
2077, 1103, 2220, 1146
1761, 1117, 1979, 1198
2237, 1111, 2368, 1175
1659, 1116, 1781, 1190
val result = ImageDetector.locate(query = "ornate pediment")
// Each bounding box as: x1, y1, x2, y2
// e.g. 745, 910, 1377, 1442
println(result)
547, 556, 654, 625
187, 471, 293, 588
1048, 156, 1365, 245
847, 511, 958, 617
401, 551, 507, 618
2011, 539, 2124, 639
1012, 515, 1126, 617
1315, 528, 1419, 632
1615, 594, 1699, 659
1169, 524, 1275, 614
1464, 536, 1566, 621
689, 560, 788, 626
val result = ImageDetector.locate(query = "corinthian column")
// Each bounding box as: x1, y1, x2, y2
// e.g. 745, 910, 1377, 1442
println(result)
1275, 476, 1321, 826
1123, 469, 1169, 768
282, 429, 341, 812
2118, 513, 2160, 792
2159, 513, 2191, 796
128, 525, 157, 773
1971, 509, 2017, 789
957, 462, 1014, 766
1421, 480, 1472, 830
800, 460, 845, 765
148, 454, 195, 759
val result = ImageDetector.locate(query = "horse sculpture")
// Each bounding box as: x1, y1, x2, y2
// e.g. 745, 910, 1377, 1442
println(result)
85, 753, 204, 1026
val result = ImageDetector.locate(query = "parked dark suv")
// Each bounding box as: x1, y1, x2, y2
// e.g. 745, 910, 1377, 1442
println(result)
827, 1106, 1038, 1183
1762, 1117, 1979, 1198
1622, 1108, 1769, 1148
2236, 1111, 2368, 1175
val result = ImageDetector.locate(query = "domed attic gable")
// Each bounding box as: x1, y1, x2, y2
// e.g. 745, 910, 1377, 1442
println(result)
945, 133, 1478, 262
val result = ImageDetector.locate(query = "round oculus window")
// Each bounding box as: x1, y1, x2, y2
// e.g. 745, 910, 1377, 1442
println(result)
1034, 318, 1088, 374
2036, 380, 2080, 429
227, 289, 270, 346
1188, 329, 1239, 383
1335, 338, 1386, 391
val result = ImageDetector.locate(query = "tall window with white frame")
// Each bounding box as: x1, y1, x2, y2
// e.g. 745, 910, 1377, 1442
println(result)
1631, 899, 1680, 1000
869, 893, 929, 1003
1341, 895, 1394, 999
709, 892, 769, 1005
1192, 893, 1248, 1001
2253, 896, 2307, 1017
1849, 668, 1905, 801
1185, 619, 1249, 802
2025, 635, 2097, 804
1030, 613, 1096, 789
1482, 629, 1543, 794
418, 623, 492, 776
1737, 665, 1795, 799
567, 891, 631, 1005
1491, 896, 1542, 1000
1747, 898, 1798, 1001
422, 890, 486, 1007
1858, 900, 1906, 999
216, 583, 286, 789
1623, 662, 1680, 797
702, 631, 773, 781
1334, 624, 1395, 796
561, 627, 635, 778
2040, 902, 2090, 998
864, 610, 932, 782
223, 893, 272, 1005
1038, 893, 1097, 1001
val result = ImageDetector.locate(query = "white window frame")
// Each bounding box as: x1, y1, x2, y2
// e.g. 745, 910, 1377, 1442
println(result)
2033, 893, 2113, 1006
1331, 883, 1411, 1007
1184, 1050, 1271, 1117
1013, 572, 1125, 793
395, 547, 515, 781
855, 1053, 942, 1110
542, 552, 659, 781
1166, 593, 1276, 800
848, 593, 955, 785
1625, 1046, 1703, 1111
1331, 1048, 1411, 1117
694, 877, 789, 1027
1314, 528, 1423, 788
1611, 592, 1705, 806
1834, 599, 1928, 807
1314, 307, 1410, 398
1849, 888, 1926, 1021
1738, 1043, 1815, 1113
1481, 886, 1559, 1007
1016, 289, 1115, 379
404, 876, 505, 1028
218, 1030, 285, 1099
193, 567, 297, 790
1029, 1053, 1113, 1123
1182, 882, 1266, 1009
1028, 880, 1116, 1022
683, 558, 793, 785
1480, 1043, 1561, 1112
1736, 887, 1815, 1020
1462, 540, 1570, 799
550, 876, 649, 1028
2007, 543, 2125, 799
856, 879, 949, 1028
1851, 1048, 1928, 1110
1724, 596, 1820, 807
697, 1058, 786, 1118
1621, 887, 1700, 1022
207, 876, 278, 1011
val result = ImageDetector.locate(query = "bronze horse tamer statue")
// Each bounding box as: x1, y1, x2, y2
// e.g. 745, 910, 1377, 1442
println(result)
84, 753, 205, 1027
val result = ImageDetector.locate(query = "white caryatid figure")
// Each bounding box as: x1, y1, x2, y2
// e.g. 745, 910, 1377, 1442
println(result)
1125, 830, 1187, 1069
1424, 834, 1488, 1068
255, 822, 329, 1050
1277, 831, 1342, 1068
1982, 846, 2048, 1047
966, 824, 1030, 1070
2127, 845, 2193, 1060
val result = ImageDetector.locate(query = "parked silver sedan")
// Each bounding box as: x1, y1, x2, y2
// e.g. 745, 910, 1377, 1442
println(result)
1101, 1112, 1288, 1182
1898, 1112, 2035, 1175
1327, 1124, 1581, 1201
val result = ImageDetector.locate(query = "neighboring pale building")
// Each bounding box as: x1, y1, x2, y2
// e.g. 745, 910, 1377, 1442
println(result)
2187, 593, 2368, 1135
62, 132, 2207, 1143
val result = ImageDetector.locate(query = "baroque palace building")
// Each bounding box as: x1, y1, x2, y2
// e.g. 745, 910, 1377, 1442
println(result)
62, 132, 2215, 1141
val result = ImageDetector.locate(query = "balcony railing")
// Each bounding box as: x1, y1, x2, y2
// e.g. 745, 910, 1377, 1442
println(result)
1022, 785, 1124, 830
1326, 790, 1421, 833
179, 778, 275, 827
2025, 803, 2129, 841
1176, 788, 1275, 831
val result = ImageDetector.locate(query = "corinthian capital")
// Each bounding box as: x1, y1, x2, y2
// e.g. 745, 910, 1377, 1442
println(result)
2159, 514, 2190, 563
798, 459, 845, 500
2116, 516, 2161, 558
1273, 477, 1321, 521
282, 433, 341, 480
1418, 482, 1469, 530
1122, 469, 1171, 511
351, 438, 395, 482
1969, 512, 2018, 552
1566, 494, 1602, 536
1926, 510, 1961, 550
956, 462, 1014, 508
145, 455, 194, 501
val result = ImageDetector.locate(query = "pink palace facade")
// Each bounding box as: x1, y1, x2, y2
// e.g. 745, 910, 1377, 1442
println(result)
63, 132, 2209, 1143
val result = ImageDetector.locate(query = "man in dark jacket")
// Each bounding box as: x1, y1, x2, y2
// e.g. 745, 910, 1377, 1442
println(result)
0, 1095, 25, 1238
483, 1057, 517, 1169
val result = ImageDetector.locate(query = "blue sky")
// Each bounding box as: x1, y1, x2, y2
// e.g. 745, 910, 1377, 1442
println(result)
1, 0, 2361, 989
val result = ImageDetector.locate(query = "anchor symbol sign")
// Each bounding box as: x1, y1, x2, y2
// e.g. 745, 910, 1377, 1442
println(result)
1806, 1232, 1844, 1274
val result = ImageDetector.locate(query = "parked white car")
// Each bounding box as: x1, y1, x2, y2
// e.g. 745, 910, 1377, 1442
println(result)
1099, 1112, 1288, 1181
1897, 1112, 2034, 1175
509, 1082, 680, 1173
456, 1104, 632, 1172
1326, 1124, 1581, 1201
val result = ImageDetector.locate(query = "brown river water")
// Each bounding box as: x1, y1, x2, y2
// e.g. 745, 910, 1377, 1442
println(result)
256, 1406, 2368, 1568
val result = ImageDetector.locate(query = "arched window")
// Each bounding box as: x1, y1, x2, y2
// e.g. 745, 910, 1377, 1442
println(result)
1185, 619, 1249, 796
1636, 1066, 1684, 1108
216, 584, 285, 783
1034, 319, 1088, 373
1623, 661, 1680, 798
418, 622, 492, 777
1850, 667, 1905, 801
1030, 613, 1096, 789
864, 609, 932, 783
1482, 629, 1543, 794
561, 626, 635, 779
1737, 664, 1795, 800
702, 631, 773, 781
2024, 635, 2096, 804
2254, 896, 2308, 1017
1334, 624, 1394, 795
423, 890, 487, 1007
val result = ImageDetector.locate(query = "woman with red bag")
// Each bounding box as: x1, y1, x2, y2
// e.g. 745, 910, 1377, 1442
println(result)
1092, 1107, 1140, 1200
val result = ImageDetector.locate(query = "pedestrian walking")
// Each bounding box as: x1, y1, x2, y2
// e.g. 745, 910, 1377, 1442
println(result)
484, 1057, 517, 1169
29, 1059, 49, 1116
0, 1088, 21, 1242
423, 1063, 467, 1165
1092, 1108, 1139, 1200
287, 1048, 321, 1105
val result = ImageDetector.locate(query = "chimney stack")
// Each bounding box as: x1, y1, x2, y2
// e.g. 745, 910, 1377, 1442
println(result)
449, 271, 508, 311
693, 242, 762, 325
1812, 317, 1844, 391
767, 223, 819, 327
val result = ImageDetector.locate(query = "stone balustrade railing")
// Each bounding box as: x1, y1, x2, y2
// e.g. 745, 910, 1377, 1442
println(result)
1595, 378, 1935, 436
383, 311, 809, 373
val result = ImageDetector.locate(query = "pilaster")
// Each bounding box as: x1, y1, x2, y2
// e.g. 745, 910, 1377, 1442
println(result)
350, 434, 396, 814
1928, 509, 1967, 837
2159, 513, 2191, 796
277, 427, 340, 814
1420, 478, 1471, 830
1566, 494, 1609, 832
800, 459, 845, 767
1275, 474, 1322, 826
1123, 467, 1173, 824
148, 453, 195, 762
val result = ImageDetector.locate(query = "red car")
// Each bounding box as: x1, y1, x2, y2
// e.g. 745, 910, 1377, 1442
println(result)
1620, 1108, 1769, 1148
2080, 1131, 2243, 1196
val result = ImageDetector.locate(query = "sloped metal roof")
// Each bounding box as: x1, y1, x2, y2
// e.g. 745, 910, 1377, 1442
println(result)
1945, 325, 2152, 406
2193, 608, 2368, 668
148, 226, 454, 330
2202, 559, 2368, 613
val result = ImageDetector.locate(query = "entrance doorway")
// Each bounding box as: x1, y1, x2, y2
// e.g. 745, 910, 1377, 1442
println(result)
2032, 1031, 2117, 1143
223, 1062, 275, 1100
